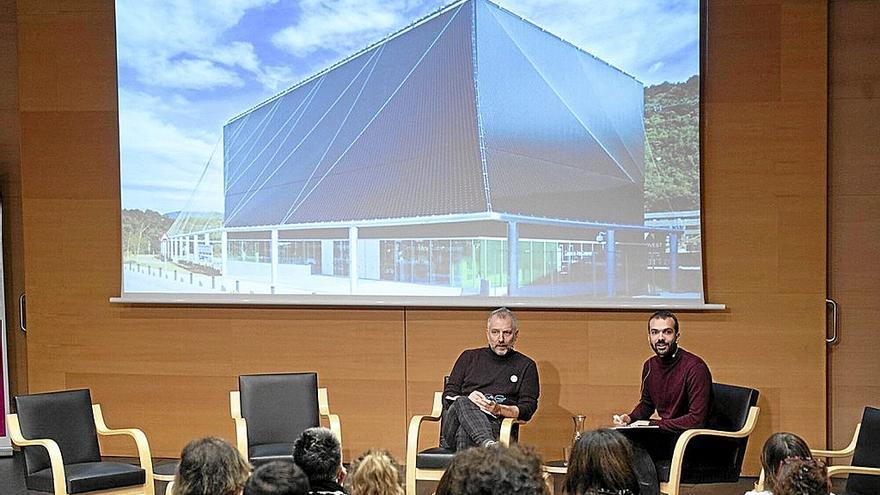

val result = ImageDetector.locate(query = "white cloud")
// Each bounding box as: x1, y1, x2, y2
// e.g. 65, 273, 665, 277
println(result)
271, 0, 418, 57
494, 0, 699, 84
116, 0, 280, 90
118, 89, 224, 212
254, 64, 299, 92
147, 58, 244, 90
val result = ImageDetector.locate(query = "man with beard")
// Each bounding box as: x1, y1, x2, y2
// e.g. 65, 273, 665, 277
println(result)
612, 310, 712, 467
439, 308, 540, 451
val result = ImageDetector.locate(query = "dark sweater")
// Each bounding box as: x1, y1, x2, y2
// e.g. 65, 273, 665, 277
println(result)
444, 347, 540, 421
628, 348, 712, 432
308, 479, 346, 495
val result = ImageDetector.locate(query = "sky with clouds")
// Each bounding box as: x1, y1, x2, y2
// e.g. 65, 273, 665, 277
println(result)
117, 0, 700, 214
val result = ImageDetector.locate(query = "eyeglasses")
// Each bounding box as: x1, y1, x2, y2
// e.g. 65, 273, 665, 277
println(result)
485, 394, 506, 404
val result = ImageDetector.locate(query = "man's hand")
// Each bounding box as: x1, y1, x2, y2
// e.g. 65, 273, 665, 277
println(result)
612, 413, 632, 426
468, 390, 490, 408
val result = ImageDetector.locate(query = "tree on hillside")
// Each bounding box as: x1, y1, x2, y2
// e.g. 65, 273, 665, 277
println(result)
644, 75, 700, 212
122, 209, 174, 256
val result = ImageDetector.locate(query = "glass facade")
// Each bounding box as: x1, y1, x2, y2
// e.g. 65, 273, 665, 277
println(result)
228, 240, 271, 263
278, 240, 322, 274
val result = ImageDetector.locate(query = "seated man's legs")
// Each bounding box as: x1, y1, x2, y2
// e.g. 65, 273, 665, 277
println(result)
618, 428, 680, 462
440, 398, 501, 451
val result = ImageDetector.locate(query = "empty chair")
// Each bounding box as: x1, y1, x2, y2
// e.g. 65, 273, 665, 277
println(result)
7, 388, 154, 495
813, 406, 880, 495
230, 372, 341, 466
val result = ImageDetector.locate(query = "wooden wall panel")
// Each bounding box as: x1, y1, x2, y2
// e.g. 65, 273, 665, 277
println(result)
9, 0, 829, 474
828, 0, 880, 451
0, 0, 27, 397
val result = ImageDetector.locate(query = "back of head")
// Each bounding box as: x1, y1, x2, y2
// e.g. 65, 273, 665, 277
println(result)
761, 432, 812, 492
436, 444, 546, 495
173, 436, 251, 495
244, 460, 310, 495
775, 458, 831, 495
563, 429, 639, 495
293, 427, 341, 485
346, 449, 403, 495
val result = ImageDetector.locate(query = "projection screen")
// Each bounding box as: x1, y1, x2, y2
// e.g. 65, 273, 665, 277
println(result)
115, 0, 713, 308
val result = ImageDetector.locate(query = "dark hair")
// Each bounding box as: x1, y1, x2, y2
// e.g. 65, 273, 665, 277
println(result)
173, 436, 251, 495
293, 427, 342, 484
244, 460, 310, 495
761, 432, 812, 492
436, 444, 546, 495
648, 310, 679, 333
563, 429, 639, 495
775, 458, 831, 495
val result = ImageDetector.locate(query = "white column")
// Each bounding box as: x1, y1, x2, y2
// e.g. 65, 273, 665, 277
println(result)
348, 226, 359, 294
271, 229, 279, 289
221, 231, 228, 275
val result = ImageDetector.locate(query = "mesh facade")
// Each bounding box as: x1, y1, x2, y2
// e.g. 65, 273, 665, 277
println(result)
222, 0, 645, 229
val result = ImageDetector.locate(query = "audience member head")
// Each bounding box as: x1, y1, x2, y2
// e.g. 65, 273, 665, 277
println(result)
173, 436, 251, 495
563, 428, 640, 495
244, 460, 310, 495
345, 449, 404, 495
293, 427, 343, 486
775, 457, 831, 495
435, 444, 546, 495
761, 432, 812, 492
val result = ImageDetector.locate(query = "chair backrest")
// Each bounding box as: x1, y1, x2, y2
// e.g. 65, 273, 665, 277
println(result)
14, 389, 102, 475
239, 373, 321, 448
846, 406, 880, 495
681, 383, 758, 484
706, 383, 759, 431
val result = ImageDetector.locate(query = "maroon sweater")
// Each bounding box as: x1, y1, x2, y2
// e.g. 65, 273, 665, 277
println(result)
628, 348, 712, 432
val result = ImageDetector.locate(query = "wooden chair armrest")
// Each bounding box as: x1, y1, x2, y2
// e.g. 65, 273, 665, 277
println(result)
499, 418, 528, 446
93, 404, 155, 489
828, 465, 880, 477
318, 388, 343, 446
664, 406, 760, 495
812, 423, 860, 459
7, 413, 69, 495
405, 392, 445, 490
230, 391, 249, 459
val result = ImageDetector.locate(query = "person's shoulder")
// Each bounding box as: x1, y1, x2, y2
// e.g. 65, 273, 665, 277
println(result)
510, 349, 537, 366
460, 347, 485, 358
680, 348, 709, 368
742, 490, 771, 495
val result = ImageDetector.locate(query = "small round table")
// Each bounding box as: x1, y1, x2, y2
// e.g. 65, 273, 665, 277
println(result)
542, 460, 568, 494
153, 460, 179, 495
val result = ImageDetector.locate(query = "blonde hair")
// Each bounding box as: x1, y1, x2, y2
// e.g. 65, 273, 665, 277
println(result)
173, 437, 251, 495
346, 449, 404, 495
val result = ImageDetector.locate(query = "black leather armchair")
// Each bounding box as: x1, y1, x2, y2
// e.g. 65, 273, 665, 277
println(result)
658, 383, 760, 495
7, 389, 154, 495
230, 372, 341, 466
405, 387, 524, 495
814, 406, 880, 495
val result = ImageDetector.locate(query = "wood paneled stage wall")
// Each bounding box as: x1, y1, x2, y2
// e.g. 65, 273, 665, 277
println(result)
2, 0, 828, 473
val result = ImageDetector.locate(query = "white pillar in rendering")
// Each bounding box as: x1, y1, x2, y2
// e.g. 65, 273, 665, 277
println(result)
271, 229, 279, 289
221, 231, 228, 275
348, 226, 359, 294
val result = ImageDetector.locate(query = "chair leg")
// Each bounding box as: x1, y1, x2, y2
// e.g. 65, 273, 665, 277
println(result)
660, 481, 678, 495
405, 467, 416, 495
